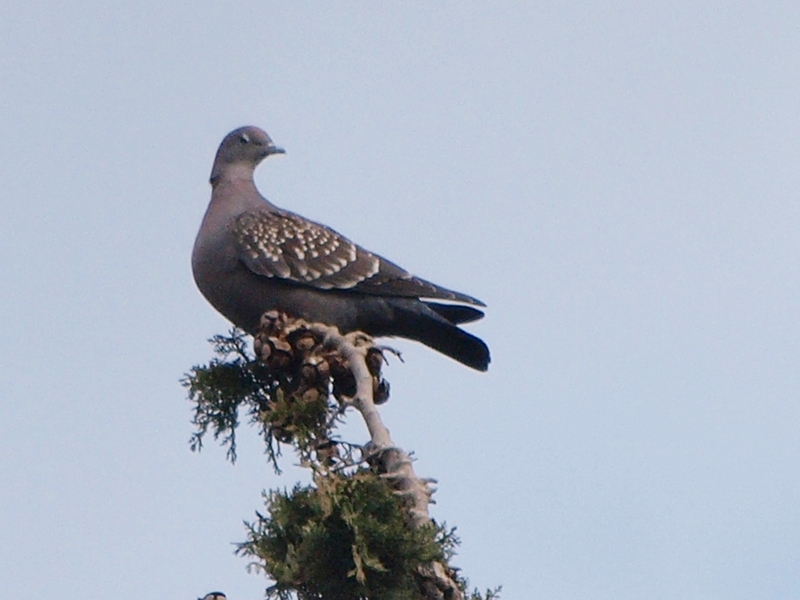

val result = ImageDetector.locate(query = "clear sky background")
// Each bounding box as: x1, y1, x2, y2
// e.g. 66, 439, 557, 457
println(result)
2, 2, 799, 599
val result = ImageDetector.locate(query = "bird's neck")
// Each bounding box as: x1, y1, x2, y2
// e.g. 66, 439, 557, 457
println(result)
210, 162, 257, 187
207, 172, 268, 217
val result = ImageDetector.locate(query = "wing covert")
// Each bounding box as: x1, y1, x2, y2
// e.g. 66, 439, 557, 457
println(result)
234, 210, 380, 289
234, 209, 484, 306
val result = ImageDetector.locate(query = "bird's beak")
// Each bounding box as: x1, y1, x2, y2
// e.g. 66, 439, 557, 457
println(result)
266, 144, 286, 156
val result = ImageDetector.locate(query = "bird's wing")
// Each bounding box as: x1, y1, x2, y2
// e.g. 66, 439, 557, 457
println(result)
234, 209, 485, 305
235, 210, 383, 289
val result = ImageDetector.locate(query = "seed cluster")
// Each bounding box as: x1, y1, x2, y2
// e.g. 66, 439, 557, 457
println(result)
253, 311, 390, 407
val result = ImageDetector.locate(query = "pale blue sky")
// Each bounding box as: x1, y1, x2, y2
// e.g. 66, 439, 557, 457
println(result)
2, 3, 799, 599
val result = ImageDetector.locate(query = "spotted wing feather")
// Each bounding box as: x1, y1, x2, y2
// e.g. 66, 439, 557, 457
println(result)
235, 210, 380, 289
235, 209, 485, 306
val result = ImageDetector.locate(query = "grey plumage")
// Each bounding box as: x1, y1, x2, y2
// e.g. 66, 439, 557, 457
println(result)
199, 593, 226, 600
192, 126, 490, 371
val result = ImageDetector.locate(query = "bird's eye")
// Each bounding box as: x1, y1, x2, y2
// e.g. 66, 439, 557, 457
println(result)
239, 133, 250, 144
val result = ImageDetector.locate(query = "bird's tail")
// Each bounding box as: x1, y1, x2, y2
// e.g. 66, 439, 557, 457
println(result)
425, 301, 485, 325
391, 301, 490, 371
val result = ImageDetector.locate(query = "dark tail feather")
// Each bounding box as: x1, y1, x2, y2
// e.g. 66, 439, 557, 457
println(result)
393, 302, 490, 371
425, 302, 485, 325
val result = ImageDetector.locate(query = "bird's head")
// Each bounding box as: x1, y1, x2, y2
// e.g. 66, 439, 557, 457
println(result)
210, 126, 285, 184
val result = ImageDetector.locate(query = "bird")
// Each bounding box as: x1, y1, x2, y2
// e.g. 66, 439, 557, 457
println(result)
192, 126, 490, 371
199, 593, 226, 600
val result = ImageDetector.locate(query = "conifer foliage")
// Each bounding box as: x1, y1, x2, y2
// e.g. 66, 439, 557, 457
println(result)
183, 312, 500, 600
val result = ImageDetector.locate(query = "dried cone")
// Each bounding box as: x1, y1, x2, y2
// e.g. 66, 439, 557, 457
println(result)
255, 313, 391, 405
366, 347, 384, 377
290, 330, 320, 353
264, 338, 293, 369
374, 379, 390, 405
259, 310, 288, 337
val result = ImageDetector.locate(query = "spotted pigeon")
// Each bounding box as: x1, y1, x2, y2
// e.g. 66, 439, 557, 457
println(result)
192, 126, 490, 371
